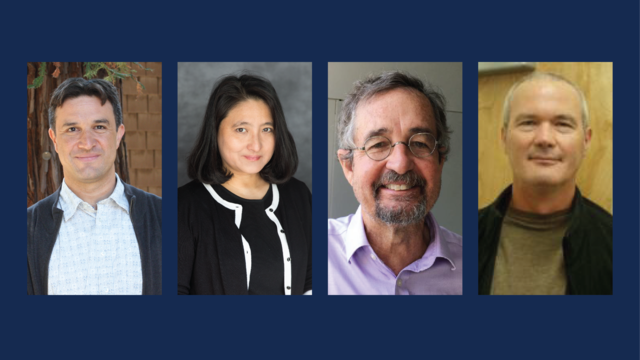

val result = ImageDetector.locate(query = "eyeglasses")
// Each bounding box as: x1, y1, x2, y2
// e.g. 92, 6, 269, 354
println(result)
347, 133, 439, 161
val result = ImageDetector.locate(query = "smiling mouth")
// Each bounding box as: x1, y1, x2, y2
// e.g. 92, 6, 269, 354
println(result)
76, 155, 100, 162
383, 184, 413, 191
243, 156, 262, 161
373, 170, 427, 196
530, 157, 560, 164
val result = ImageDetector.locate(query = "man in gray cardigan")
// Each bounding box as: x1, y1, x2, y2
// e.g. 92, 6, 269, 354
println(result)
27, 78, 162, 295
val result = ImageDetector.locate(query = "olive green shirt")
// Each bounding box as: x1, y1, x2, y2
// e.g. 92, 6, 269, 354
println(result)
491, 207, 570, 295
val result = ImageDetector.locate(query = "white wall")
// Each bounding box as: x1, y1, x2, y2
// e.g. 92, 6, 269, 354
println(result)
328, 62, 463, 235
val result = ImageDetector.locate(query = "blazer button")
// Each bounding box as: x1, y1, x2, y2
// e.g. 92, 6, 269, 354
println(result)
269, 209, 273, 212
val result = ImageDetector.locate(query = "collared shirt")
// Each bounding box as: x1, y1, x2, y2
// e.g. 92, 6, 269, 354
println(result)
328, 206, 462, 295
48, 175, 142, 295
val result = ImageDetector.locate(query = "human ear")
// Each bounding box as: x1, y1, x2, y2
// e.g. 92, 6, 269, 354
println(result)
337, 149, 354, 186
48, 128, 58, 153
583, 127, 592, 155
116, 124, 125, 148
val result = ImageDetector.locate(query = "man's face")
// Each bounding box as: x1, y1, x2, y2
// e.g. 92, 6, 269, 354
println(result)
49, 96, 125, 185
502, 79, 591, 189
338, 88, 445, 226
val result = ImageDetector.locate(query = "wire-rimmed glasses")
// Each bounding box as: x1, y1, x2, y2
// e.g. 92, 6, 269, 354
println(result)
348, 133, 439, 161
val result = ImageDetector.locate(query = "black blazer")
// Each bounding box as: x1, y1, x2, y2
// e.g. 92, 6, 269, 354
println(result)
178, 178, 312, 295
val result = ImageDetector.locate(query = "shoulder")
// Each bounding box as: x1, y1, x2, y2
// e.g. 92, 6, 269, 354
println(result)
477, 201, 501, 241
328, 214, 354, 262
178, 180, 207, 200
276, 177, 310, 196
581, 197, 612, 226
478, 200, 499, 225
328, 213, 353, 237
126, 183, 162, 224
27, 190, 59, 219
275, 178, 311, 208
123, 182, 162, 214
177, 180, 221, 219
439, 225, 462, 247
179, 179, 205, 193
579, 197, 612, 240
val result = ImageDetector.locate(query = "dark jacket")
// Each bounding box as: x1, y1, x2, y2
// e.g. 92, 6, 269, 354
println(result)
478, 186, 612, 295
178, 178, 312, 295
27, 182, 162, 295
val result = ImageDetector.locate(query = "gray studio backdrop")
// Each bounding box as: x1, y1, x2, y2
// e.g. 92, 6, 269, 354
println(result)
178, 62, 312, 191
328, 62, 463, 235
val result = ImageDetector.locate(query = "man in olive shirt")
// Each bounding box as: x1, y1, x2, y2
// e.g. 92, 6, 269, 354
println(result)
478, 72, 612, 295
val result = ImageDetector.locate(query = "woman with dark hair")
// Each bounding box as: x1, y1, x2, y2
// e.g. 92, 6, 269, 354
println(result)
178, 74, 312, 295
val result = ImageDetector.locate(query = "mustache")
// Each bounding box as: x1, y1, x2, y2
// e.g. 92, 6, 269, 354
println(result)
372, 170, 427, 192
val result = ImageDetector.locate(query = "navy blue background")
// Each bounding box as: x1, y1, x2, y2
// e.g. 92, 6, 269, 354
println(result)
17, 1, 638, 358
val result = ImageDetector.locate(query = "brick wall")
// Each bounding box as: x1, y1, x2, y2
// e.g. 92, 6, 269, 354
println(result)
122, 62, 162, 197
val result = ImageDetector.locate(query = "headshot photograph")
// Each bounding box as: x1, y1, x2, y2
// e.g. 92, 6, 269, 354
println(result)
177, 62, 312, 295
27, 62, 163, 295
477, 62, 613, 295
327, 62, 463, 295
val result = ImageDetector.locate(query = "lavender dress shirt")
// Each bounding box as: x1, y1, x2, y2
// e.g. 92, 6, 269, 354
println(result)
328, 206, 462, 295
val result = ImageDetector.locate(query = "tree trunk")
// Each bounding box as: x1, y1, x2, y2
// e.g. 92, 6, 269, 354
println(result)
27, 62, 130, 207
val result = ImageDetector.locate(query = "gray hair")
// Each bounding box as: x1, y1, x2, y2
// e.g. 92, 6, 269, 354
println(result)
337, 71, 451, 163
502, 72, 590, 132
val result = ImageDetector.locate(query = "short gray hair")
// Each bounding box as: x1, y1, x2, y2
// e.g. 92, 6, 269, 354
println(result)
502, 72, 590, 131
337, 71, 451, 163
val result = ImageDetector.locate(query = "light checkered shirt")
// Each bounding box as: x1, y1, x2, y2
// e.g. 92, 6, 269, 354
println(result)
48, 174, 142, 295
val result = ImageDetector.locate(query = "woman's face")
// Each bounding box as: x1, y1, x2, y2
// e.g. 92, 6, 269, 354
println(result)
218, 99, 276, 178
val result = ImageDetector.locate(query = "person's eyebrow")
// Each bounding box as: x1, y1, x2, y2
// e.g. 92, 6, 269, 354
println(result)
514, 114, 537, 123
232, 121, 274, 127
554, 114, 577, 124
94, 119, 110, 126
514, 114, 577, 124
409, 127, 434, 135
61, 119, 110, 128
61, 121, 78, 128
363, 127, 389, 140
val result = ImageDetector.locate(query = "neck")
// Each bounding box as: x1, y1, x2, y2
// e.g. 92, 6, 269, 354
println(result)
221, 173, 270, 200
362, 211, 430, 276
64, 171, 118, 209
511, 180, 576, 214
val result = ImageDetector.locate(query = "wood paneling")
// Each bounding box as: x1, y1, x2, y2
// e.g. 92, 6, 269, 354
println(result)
478, 62, 612, 213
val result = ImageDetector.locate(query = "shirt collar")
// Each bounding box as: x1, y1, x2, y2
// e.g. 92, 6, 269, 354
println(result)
344, 205, 457, 271
58, 174, 130, 221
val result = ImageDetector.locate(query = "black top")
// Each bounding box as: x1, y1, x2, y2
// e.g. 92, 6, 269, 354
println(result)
478, 185, 612, 295
178, 178, 312, 295
213, 185, 283, 295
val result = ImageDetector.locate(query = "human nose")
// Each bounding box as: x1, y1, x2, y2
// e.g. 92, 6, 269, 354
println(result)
77, 129, 96, 150
384, 142, 415, 174
247, 132, 262, 152
533, 122, 555, 148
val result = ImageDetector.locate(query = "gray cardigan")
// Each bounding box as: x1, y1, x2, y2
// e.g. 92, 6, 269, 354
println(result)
27, 181, 162, 295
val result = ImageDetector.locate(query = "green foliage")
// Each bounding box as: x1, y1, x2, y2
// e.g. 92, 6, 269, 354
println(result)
27, 62, 47, 89
84, 62, 153, 91
27, 62, 153, 91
